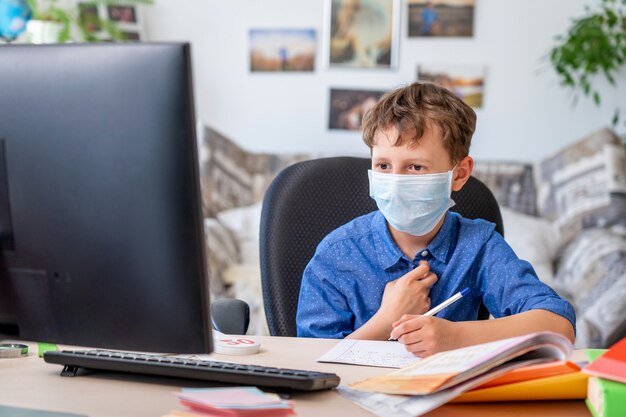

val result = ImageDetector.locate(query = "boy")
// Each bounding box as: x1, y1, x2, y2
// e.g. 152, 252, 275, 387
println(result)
296, 82, 575, 357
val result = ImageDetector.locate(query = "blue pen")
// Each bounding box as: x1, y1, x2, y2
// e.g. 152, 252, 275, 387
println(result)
389, 287, 470, 340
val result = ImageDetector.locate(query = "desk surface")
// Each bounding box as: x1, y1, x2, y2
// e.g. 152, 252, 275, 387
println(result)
0, 336, 591, 417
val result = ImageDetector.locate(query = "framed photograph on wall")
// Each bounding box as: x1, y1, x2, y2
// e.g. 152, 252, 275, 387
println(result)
408, 0, 475, 37
417, 64, 486, 108
249, 29, 316, 72
324, 0, 400, 69
77, 2, 144, 41
106, 3, 144, 41
328, 88, 386, 130
107, 4, 138, 24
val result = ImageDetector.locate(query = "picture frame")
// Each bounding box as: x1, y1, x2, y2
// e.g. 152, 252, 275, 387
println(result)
408, 0, 475, 37
324, 0, 400, 69
106, 4, 139, 24
77, 2, 145, 41
249, 29, 316, 72
328, 88, 387, 130
417, 63, 486, 108
106, 4, 144, 41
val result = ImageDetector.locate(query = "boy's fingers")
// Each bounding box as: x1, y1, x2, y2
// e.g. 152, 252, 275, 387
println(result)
390, 316, 425, 340
392, 314, 416, 328
419, 272, 438, 287
403, 260, 429, 281
393, 261, 429, 284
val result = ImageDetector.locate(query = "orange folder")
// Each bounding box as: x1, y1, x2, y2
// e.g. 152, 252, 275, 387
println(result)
452, 361, 587, 403
474, 360, 580, 389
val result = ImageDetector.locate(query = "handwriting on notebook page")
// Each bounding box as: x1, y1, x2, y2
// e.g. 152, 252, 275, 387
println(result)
317, 339, 422, 368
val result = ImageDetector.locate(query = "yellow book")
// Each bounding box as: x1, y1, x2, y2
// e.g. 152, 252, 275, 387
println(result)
451, 371, 588, 402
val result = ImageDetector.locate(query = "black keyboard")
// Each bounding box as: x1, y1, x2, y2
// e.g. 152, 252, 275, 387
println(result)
43, 349, 340, 392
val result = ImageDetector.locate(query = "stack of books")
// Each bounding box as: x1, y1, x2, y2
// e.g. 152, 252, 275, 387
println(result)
337, 333, 626, 417
583, 338, 626, 417
338, 331, 576, 417
163, 387, 296, 417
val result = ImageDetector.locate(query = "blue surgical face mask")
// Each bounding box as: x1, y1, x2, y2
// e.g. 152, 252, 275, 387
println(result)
368, 169, 456, 236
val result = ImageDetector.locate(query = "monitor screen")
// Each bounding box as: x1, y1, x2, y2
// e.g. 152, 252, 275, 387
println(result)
0, 43, 212, 354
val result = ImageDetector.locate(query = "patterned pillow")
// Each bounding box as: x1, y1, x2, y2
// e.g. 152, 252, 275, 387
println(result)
472, 161, 537, 216
537, 128, 626, 244
551, 228, 626, 348
199, 126, 313, 217
204, 218, 239, 299
500, 207, 559, 286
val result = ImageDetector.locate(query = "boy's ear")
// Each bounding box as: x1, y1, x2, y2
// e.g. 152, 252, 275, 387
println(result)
452, 156, 473, 192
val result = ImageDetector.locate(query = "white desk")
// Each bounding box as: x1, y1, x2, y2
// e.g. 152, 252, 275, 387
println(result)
0, 336, 591, 417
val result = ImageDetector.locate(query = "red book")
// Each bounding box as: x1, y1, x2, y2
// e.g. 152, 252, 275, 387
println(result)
583, 337, 626, 384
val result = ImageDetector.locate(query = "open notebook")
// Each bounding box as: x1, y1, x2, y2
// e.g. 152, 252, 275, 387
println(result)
349, 331, 572, 396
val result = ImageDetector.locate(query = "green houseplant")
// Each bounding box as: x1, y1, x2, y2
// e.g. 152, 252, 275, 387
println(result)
550, 0, 626, 128
25, 0, 152, 43
25, 0, 71, 43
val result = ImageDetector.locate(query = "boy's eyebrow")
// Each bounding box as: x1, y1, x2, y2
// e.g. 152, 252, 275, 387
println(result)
371, 157, 432, 163
407, 158, 431, 163
399, 158, 432, 165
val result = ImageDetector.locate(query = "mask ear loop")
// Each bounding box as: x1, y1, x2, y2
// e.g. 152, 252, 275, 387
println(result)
448, 163, 460, 191
450, 163, 459, 179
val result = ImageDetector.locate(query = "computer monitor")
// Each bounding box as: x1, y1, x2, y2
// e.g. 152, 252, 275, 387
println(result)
0, 43, 212, 354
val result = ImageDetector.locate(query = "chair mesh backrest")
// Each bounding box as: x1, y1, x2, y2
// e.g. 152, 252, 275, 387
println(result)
260, 157, 503, 336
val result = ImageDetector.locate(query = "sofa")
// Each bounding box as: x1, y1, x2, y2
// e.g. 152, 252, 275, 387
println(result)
200, 126, 626, 348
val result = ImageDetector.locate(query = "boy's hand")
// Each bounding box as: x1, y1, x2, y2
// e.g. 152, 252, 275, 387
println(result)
378, 261, 437, 323
390, 315, 462, 357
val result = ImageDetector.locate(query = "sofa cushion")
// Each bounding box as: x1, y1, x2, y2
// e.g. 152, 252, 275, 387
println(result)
199, 127, 313, 217
472, 161, 537, 216
500, 207, 559, 286
537, 128, 626, 245
204, 218, 239, 298
217, 202, 263, 266
551, 228, 626, 348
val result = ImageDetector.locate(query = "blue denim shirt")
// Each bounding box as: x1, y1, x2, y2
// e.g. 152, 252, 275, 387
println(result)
296, 211, 575, 338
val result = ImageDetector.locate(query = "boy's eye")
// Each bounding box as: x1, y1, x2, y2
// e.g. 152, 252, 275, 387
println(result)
409, 164, 424, 171
376, 163, 390, 171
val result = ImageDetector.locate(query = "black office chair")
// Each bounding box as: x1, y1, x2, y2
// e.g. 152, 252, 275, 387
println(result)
259, 157, 503, 337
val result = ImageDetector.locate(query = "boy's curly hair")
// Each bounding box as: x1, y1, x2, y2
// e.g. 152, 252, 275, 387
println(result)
361, 81, 476, 164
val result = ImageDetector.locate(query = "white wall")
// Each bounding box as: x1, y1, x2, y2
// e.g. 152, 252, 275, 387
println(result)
144, 0, 626, 162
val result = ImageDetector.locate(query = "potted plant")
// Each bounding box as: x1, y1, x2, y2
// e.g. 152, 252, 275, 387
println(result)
25, 0, 70, 43
24, 0, 152, 43
550, 0, 626, 131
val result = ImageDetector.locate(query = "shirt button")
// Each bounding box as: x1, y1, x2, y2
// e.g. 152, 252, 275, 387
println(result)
421, 250, 429, 257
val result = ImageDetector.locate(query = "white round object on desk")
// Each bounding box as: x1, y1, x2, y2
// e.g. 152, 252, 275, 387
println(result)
213, 331, 260, 355
0, 343, 28, 358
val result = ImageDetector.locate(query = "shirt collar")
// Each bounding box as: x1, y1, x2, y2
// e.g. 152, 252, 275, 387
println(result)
427, 211, 456, 263
372, 211, 457, 270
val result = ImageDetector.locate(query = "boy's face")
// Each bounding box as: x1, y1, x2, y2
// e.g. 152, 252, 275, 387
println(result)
371, 124, 454, 176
